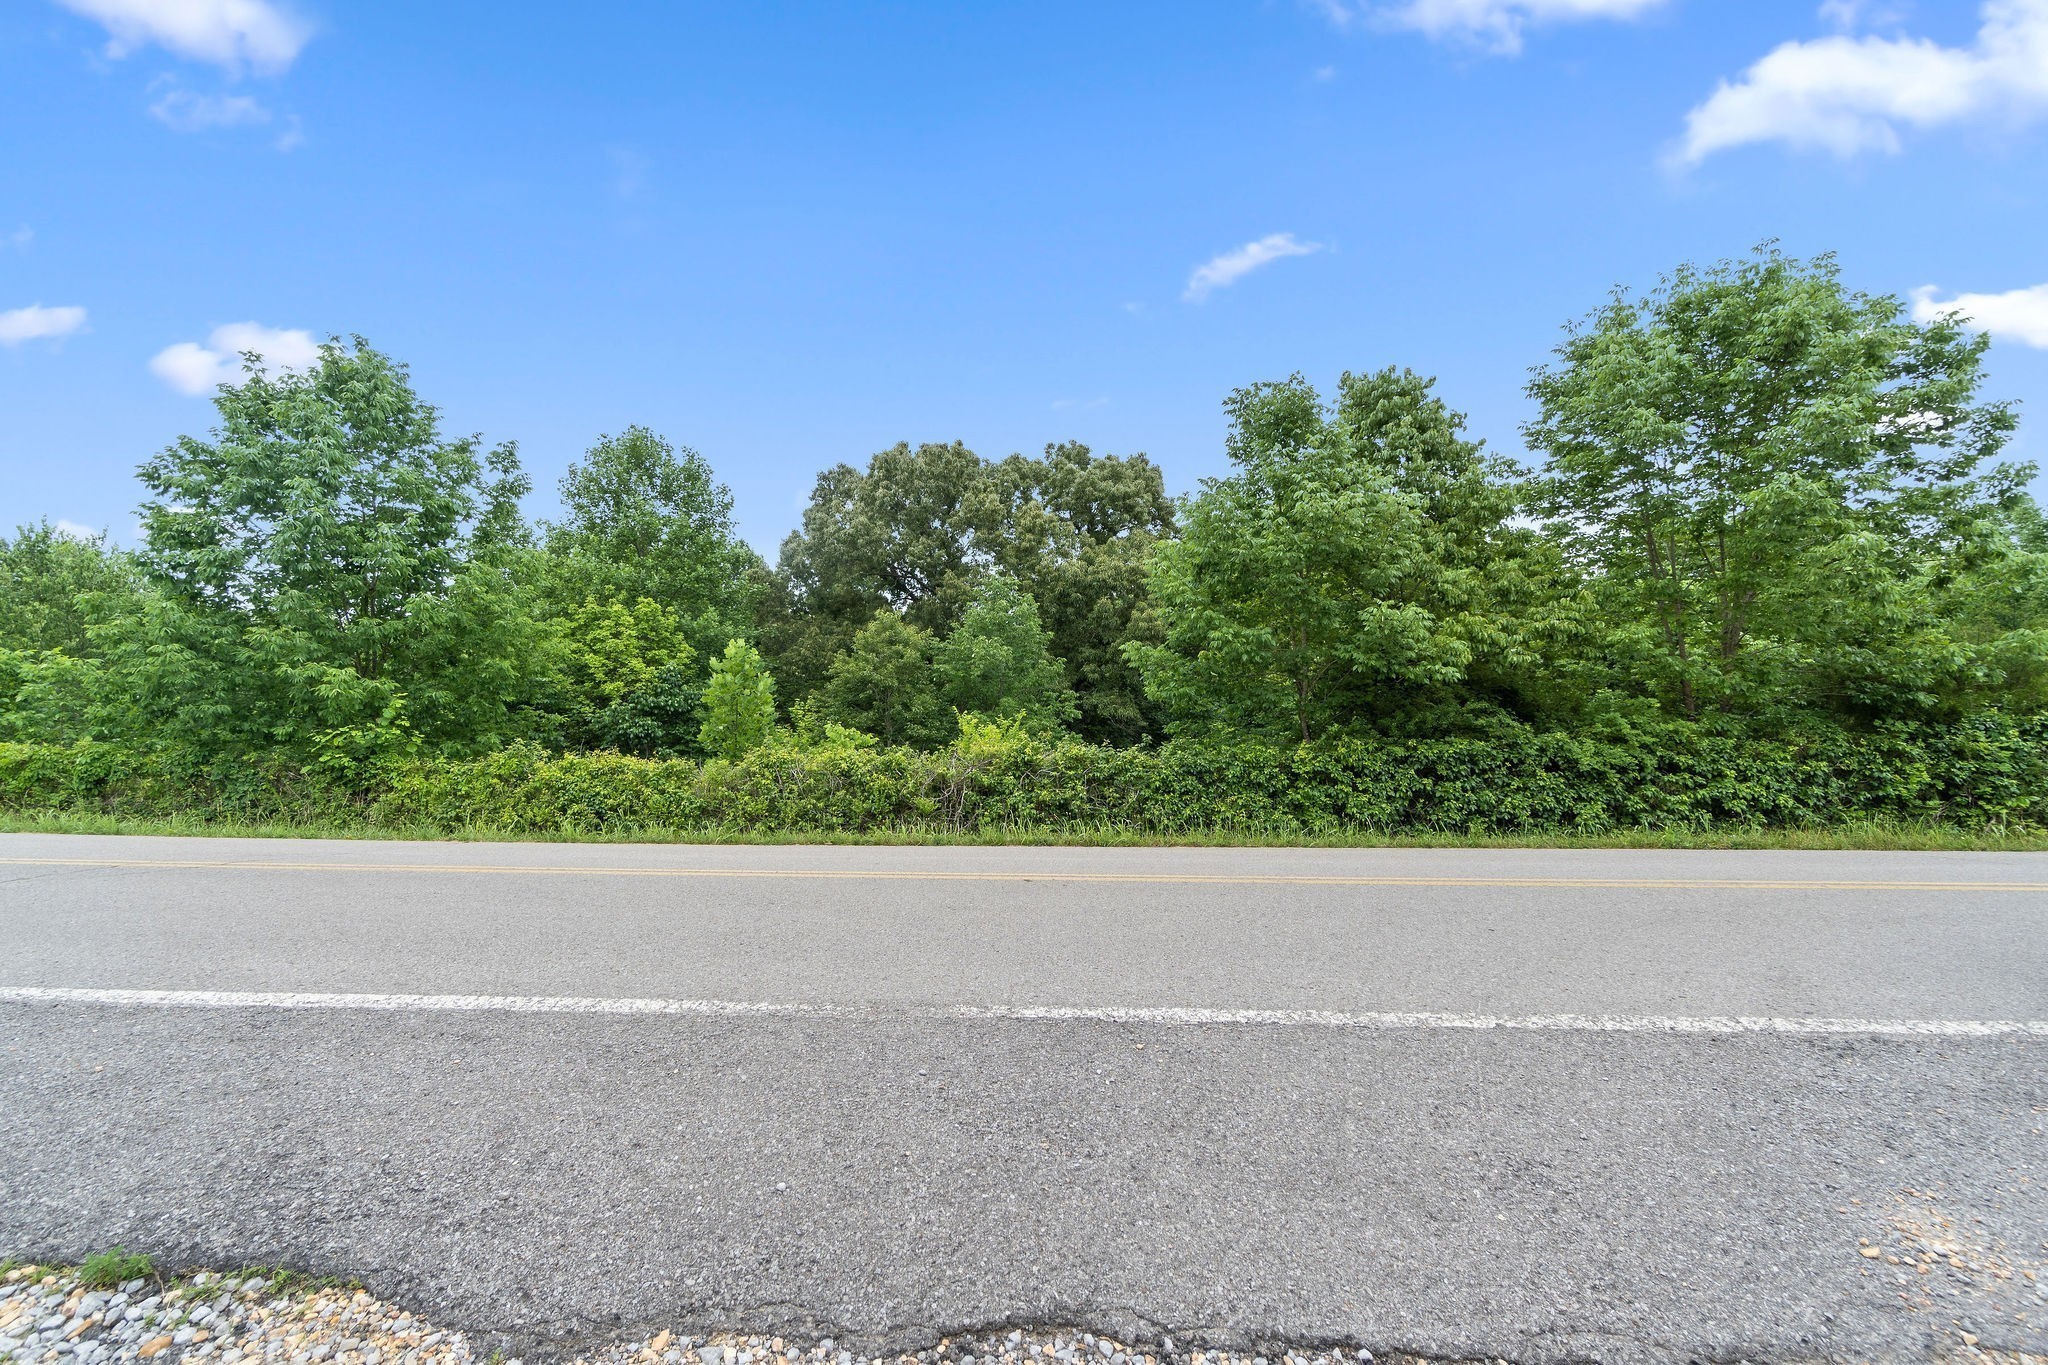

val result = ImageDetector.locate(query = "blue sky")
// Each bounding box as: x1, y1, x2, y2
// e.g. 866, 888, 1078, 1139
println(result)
5, 0, 2046, 556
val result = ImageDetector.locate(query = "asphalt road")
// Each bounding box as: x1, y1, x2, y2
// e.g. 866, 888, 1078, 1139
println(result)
2, 833, 2045, 1364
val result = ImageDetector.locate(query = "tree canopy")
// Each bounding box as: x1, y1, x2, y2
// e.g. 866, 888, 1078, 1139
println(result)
114, 338, 543, 779
4, 250, 2042, 785
541, 426, 758, 662
933, 576, 1078, 733
1129, 368, 1550, 741
1525, 245, 2038, 729
759, 439, 1174, 741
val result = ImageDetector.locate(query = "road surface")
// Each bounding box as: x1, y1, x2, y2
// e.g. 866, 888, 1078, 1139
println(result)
2, 833, 2044, 1363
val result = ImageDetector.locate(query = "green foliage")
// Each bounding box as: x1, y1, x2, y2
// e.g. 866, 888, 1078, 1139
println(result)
546, 597, 700, 756
759, 439, 1175, 739
1526, 245, 2033, 728
932, 576, 1077, 732
541, 426, 758, 660
1131, 368, 1550, 741
7, 252, 2045, 830
992, 442, 1176, 744
0, 521, 141, 655
820, 609, 951, 747
111, 338, 544, 776
0, 523, 147, 745
786, 697, 881, 751
697, 638, 777, 760
0, 648, 102, 744
78, 1248, 154, 1290
16, 718, 2045, 836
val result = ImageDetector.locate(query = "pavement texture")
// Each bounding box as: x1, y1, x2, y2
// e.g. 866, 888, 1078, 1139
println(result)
2, 833, 2046, 1364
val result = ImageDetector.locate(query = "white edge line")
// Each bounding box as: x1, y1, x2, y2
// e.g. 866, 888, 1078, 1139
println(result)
1, 987, 2043, 1038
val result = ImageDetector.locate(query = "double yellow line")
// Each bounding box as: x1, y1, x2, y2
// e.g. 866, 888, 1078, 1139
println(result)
3, 855, 2044, 892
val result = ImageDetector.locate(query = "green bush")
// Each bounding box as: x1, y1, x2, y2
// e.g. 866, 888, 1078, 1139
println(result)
6, 715, 2045, 836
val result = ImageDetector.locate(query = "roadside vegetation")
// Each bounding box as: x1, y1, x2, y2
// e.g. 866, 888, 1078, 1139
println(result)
5, 247, 2046, 843
76, 1249, 155, 1291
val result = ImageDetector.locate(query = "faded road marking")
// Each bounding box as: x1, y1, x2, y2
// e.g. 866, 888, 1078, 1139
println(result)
3, 986, 2045, 1037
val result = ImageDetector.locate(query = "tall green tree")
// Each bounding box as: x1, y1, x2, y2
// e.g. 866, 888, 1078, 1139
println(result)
760, 441, 993, 699
933, 576, 1077, 732
0, 522, 144, 743
114, 338, 543, 776
697, 638, 777, 760
542, 427, 758, 661
819, 608, 950, 747
1129, 369, 1549, 742
758, 438, 1175, 740
989, 443, 1176, 744
1525, 246, 2035, 726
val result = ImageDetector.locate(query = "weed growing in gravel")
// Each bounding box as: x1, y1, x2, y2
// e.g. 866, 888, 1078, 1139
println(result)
77, 1247, 153, 1289
228, 1264, 360, 1296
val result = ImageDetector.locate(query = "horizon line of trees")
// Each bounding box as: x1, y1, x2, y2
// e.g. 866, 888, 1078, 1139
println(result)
4, 245, 2045, 785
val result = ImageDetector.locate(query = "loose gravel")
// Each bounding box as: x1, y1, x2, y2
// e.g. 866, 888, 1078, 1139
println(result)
0, 1265, 1450, 1365
3, 1262, 2039, 1365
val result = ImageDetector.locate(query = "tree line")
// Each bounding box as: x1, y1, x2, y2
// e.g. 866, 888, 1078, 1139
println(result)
4, 247, 2044, 789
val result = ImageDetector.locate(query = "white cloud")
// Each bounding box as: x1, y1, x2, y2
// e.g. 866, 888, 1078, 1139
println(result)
52, 0, 310, 73
1912, 282, 2048, 348
148, 87, 271, 131
1818, 0, 1865, 29
1183, 233, 1324, 302
7, 226, 32, 252
1326, 0, 1666, 54
1675, 0, 2048, 164
0, 304, 88, 345
149, 321, 320, 394
54, 520, 103, 541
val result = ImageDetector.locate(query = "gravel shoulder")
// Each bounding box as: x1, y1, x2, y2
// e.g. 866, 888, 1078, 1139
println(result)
3, 1265, 1461, 1365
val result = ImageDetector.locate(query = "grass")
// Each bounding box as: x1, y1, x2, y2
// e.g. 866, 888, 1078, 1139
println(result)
77, 1247, 154, 1290
4, 808, 2046, 851
220, 1264, 360, 1296
0, 1255, 358, 1300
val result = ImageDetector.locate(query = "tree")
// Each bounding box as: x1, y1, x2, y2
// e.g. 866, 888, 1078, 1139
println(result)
933, 576, 1077, 732
0, 523, 145, 744
989, 443, 1176, 745
697, 638, 777, 760
542, 427, 758, 661
117, 338, 543, 774
546, 597, 699, 756
759, 441, 994, 700
819, 609, 950, 747
1525, 246, 2033, 726
0, 521, 140, 656
1129, 369, 1549, 742
758, 438, 1176, 740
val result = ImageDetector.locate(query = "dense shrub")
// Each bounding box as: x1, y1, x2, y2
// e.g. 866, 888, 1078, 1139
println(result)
6, 714, 2044, 835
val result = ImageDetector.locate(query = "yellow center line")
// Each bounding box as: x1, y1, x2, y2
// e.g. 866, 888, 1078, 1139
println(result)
0, 856, 2043, 891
